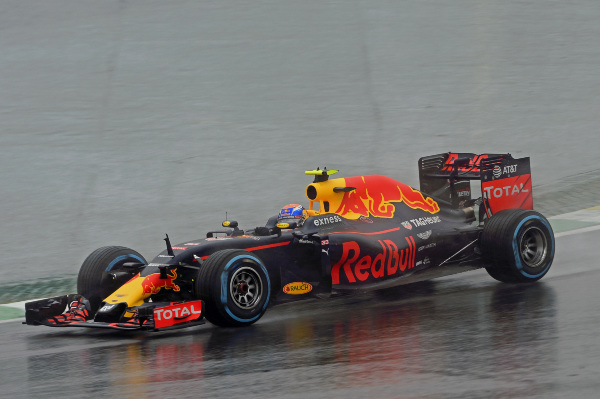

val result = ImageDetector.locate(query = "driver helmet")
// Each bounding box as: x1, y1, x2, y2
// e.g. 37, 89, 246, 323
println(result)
278, 203, 307, 226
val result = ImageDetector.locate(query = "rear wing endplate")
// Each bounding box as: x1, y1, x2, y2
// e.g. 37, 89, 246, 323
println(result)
418, 152, 533, 214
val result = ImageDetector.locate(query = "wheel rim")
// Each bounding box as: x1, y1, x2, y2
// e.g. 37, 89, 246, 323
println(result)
519, 226, 548, 268
229, 266, 263, 310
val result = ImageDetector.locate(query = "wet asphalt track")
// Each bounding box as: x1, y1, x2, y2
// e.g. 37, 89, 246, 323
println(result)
2, 0, 600, 398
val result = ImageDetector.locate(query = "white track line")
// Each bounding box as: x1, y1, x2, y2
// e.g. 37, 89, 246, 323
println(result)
555, 223, 600, 238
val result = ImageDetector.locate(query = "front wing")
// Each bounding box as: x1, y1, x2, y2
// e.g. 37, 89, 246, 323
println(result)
24, 294, 205, 331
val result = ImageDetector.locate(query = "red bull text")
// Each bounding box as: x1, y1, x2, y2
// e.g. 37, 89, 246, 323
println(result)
331, 237, 417, 285
441, 153, 490, 173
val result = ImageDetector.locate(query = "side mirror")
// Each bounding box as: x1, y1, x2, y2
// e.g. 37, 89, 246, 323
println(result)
222, 220, 239, 229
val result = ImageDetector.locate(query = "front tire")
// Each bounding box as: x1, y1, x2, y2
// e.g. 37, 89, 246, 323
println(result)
196, 249, 271, 327
481, 209, 555, 283
77, 246, 147, 312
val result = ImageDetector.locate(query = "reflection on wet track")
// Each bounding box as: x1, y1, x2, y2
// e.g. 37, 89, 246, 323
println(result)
14, 281, 560, 398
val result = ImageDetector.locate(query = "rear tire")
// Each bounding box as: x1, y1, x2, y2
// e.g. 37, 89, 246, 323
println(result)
196, 249, 271, 327
77, 246, 146, 312
481, 209, 554, 283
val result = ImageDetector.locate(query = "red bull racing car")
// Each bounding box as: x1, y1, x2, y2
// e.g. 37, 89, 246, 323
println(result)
25, 153, 555, 331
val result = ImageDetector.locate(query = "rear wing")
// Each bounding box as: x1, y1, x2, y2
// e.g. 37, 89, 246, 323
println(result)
418, 153, 533, 215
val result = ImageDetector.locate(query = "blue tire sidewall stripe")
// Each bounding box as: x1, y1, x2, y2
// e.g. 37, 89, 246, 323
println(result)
220, 254, 271, 323
512, 215, 555, 278
105, 254, 146, 272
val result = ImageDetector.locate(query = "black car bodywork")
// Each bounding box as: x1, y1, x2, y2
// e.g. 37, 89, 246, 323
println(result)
25, 153, 555, 330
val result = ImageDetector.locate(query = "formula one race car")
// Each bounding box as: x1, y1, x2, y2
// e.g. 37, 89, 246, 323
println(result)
25, 153, 555, 331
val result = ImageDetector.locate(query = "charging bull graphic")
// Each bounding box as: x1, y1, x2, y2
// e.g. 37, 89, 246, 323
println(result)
336, 176, 439, 218
307, 175, 440, 219
141, 269, 181, 295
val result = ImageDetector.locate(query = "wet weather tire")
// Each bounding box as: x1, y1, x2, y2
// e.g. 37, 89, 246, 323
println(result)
481, 209, 555, 283
77, 246, 147, 312
196, 249, 271, 327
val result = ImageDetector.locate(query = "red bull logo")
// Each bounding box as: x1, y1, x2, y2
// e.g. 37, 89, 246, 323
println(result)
142, 269, 181, 295
335, 175, 439, 218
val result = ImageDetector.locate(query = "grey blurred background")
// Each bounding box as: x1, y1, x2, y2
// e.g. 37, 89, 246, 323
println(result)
2, 0, 599, 284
